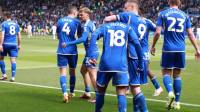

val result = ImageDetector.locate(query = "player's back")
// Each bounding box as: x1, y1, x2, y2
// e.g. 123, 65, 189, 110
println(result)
57, 16, 81, 54
158, 8, 191, 52
117, 12, 144, 59
1, 20, 19, 46
98, 22, 131, 72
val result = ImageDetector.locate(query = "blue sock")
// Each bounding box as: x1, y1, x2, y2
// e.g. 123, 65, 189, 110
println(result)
173, 77, 182, 102
163, 74, 173, 93
70, 75, 76, 93
118, 95, 127, 112
95, 92, 105, 112
11, 63, 16, 78
134, 92, 148, 112
0, 61, 6, 75
60, 75, 67, 94
151, 76, 160, 89
85, 86, 91, 93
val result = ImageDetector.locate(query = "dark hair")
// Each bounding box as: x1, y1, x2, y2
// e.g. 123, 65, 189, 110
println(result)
3, 11, 11, 18
67, 6, 78, 15
169, 0, 181, 6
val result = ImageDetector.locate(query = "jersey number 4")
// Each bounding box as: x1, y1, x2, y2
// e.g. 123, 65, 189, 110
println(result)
108, 30, 125, 47
167, 17, 185, 32
62, 23, 70, 35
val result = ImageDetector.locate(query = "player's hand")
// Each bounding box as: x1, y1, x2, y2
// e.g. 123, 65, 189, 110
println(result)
89, 59, 97, 65
61, 42, 66, 48
195, 50, 200, 61
0, 45, 3, 52
150, 47, 156, 56
18, 45, 21, 50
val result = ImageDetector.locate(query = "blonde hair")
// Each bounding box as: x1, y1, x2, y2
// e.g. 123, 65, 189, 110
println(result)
79, 7, 91, 15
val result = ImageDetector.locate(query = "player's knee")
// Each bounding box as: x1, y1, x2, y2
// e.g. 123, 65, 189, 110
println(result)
116, 86, 127, 95
130, 85, 141, 95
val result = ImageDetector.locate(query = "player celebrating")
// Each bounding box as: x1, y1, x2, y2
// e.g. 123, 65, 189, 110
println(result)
151, 0, 200, 110
65, 7, 97, 102
88, 21, 143, 112
104, 0, 149, 111
0, 11, 21, 82
56, 6, 82, 103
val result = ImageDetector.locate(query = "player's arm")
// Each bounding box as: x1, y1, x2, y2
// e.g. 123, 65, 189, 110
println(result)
88, 27, 103, 63
103, 15, 117, 22
0, 23, 5, 51
150, 13, 163, 56
66, 26, 89, 46
17, 32, 21, 50
187, 28, 200, 60
129, 28, 144, 71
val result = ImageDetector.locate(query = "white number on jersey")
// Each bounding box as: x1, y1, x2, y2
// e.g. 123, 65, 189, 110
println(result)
62, 23, 70, 35
108, 30, 125, 47
9, 25, 16, 35
138, 24, 147, 40
167, 17, 185, 33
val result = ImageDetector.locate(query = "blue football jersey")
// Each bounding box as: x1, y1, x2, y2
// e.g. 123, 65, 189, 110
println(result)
157, 8, 192, 52
116, 12, 145, 59
56, 16, 82, 55
1, 20, 20, 45
138, 18, 156, 60
88, 22, 143, 72
66, 20, 97, 57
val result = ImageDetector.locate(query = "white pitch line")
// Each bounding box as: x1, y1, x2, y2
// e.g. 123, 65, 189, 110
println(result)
1, 81, 200, 108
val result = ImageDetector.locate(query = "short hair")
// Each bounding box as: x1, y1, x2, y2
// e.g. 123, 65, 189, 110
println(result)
3, 11, 11, 18
125, 0, 139, 5
169, 0, 181, 6
67, 6, 78, 15
79, 7, 91, 15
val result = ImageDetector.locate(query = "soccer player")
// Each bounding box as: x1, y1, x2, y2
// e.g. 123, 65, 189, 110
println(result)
0, 11, 21, 82
27, 22, 32, 38
56, 6, 82, 103
140, 18, 163, 96
65, 7, 97, 102
104, 0, 149, 111
88, 21, 143, 112
52, 23, 57, 40
151, 0, 200, 110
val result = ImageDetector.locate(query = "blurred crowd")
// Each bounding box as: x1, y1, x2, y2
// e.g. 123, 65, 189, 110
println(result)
0, 0, 199, 34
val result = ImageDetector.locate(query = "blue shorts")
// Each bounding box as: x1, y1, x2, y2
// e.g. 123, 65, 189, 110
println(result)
128, 58, 148, 85
0, 45, 18, 57
97, 71, 129, 87
82, 57, 97, 68
57, 54, 78, 68
161, 52, 185, 69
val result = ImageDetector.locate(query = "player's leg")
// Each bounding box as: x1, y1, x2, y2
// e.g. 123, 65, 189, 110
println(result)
95, 72, 111, 112
173, 69, 181, 110
131, 85, 148, 112
161, 52, 175, 109
88, 67, 97, 103
10, 57, 16, 82
172, 52, 185, 110
113, 72, 129, 112
9, 46, 19, 82
57, 54, 68, 103
128, 58, 148, 112
67, 55, 78, 97
0, 56, 6, 80
148, 67, 163, 96
80, 64, 91, 99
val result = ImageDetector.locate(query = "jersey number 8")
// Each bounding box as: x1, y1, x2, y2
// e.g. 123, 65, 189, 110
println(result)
108, 30, 125, 47
9, 26, 16, 35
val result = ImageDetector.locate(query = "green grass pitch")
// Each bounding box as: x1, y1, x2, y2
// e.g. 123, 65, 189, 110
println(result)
0, 35, 200, 112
